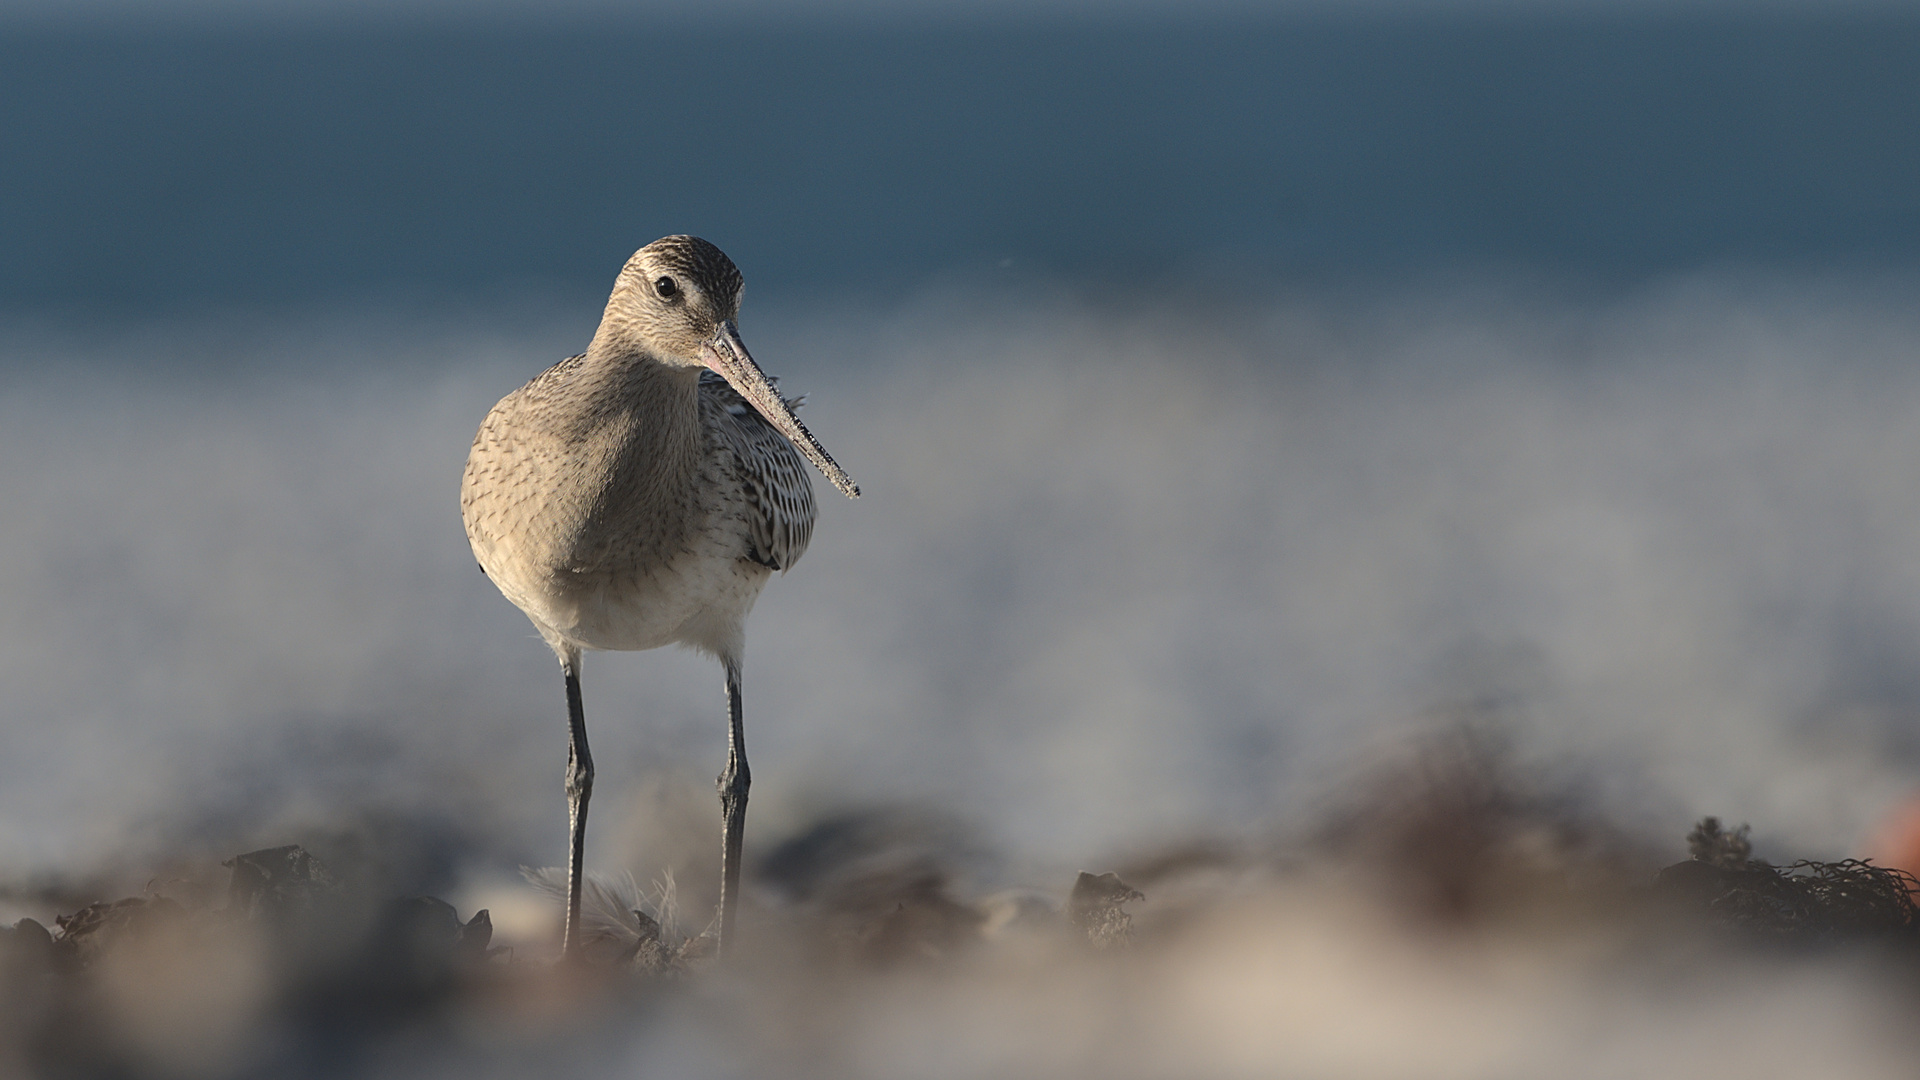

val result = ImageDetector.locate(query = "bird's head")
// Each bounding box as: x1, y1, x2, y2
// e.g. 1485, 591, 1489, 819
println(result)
602, 234, 744, 362
599, 235, 859, 499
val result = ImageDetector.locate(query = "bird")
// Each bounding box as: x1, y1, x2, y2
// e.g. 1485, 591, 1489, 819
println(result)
459, 235, 858, 959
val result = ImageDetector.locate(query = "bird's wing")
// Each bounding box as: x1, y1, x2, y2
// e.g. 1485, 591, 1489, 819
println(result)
700, 371, 818, 572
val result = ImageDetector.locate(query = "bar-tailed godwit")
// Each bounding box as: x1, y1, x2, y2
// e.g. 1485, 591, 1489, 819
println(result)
461, 235, 858, 957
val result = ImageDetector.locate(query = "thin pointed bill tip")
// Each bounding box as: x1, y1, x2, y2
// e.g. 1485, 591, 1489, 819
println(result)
704, 324, 861, 499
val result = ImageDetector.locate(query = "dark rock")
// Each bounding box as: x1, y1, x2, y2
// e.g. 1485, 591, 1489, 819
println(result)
52, 896, 186, 969
1067, 871, 1144, 949
376, 896, 464, 983
455, 908, 493, 960
3, 918, 54, 972
225, 845, 335, 922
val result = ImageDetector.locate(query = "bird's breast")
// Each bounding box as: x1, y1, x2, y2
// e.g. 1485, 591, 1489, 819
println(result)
461, 382, 769, 655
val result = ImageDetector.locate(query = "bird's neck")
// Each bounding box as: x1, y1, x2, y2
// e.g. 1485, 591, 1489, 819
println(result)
570, 342, 705, 494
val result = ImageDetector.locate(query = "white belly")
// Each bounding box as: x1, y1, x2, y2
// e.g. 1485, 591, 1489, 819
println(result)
489, 543, 773, 660
571, 550, 770, 656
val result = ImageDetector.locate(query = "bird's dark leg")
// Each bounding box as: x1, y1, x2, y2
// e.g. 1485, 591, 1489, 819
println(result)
562, 649, 595, 960
716, 660, 750, 956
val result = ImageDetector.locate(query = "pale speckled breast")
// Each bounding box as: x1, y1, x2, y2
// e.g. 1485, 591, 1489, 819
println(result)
459, 358, 815, 659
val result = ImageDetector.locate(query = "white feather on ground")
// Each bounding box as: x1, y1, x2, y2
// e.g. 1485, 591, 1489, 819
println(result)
520, 866, 698, 956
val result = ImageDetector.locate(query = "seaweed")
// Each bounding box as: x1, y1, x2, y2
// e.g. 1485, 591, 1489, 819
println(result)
1654, 820, 1920, 943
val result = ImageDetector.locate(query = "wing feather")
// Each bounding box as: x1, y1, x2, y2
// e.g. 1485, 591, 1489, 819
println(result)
699, 371, 817, 572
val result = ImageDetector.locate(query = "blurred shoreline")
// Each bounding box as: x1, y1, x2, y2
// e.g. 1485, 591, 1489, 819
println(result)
4, 273, 1920, 887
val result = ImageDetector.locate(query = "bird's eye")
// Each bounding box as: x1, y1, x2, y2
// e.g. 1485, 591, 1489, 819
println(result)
655, 276, 679, 299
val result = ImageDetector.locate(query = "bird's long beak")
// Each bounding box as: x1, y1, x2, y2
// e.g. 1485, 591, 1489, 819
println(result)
703, 321, 860, 498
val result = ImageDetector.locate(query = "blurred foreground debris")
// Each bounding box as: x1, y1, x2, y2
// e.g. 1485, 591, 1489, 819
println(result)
224, 843, 334, 919
1685, 817, 1753, 869
1, 916, 53, 969
1314, 724, 1654, 926
1655, 820, 1920, 942
754, 808, 993, 965
0, 844, 508, 1078
1067, 871, 1144, 949
52, 895, 189, 972
10, 756, 1920, 1079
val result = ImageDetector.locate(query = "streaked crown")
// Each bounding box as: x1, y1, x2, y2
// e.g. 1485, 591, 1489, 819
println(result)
598, 235, 746, 363
641, 235, 743, 302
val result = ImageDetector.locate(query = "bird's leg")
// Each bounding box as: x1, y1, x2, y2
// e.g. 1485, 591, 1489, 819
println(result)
716, 660, 750, 956
562, 650, 595, 961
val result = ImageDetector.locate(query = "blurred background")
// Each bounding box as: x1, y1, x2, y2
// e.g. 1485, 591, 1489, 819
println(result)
7, 0, 1920, 1072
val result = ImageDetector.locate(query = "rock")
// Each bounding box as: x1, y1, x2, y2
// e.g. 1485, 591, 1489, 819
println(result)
1067, 872, 1144, 949
224, 845, 335, 923
3, 918, 54, 973
455, 909, 493, 960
